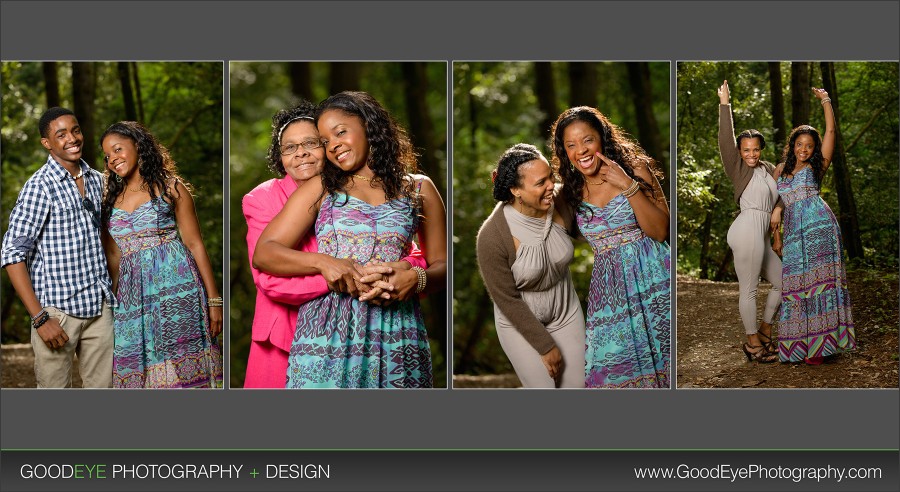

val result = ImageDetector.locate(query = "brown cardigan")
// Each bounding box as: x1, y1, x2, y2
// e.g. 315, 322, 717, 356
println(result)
475, 202, 573, 355
719, 104, 779, 206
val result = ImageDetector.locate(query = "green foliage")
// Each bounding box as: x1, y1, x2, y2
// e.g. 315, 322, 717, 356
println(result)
677, 62, 899, 278
1, 62, 224, 343
453, 62, 670, 376
229, 62, 448, 387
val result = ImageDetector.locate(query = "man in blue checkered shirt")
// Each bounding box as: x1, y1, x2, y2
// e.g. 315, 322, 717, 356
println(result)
2, 107, 115, 388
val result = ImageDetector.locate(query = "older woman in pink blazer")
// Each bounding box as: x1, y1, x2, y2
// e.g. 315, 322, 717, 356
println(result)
243, 102, 425, 387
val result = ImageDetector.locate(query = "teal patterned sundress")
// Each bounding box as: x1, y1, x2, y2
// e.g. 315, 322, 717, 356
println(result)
576, 194, 670, 388
777, 166, 855, 361
109, 197, 223, 388
286, 191, 433, 388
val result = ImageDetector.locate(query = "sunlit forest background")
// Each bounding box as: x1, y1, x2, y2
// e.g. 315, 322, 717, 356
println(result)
1, 61, 224, 343
677, 62, 899, 278
229, 62, 448, 387
452, 62, 670, 379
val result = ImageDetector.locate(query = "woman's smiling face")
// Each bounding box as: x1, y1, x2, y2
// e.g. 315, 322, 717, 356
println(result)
279, 120, 325, 184
563, 120, 604, 178
317, 109, 369, 173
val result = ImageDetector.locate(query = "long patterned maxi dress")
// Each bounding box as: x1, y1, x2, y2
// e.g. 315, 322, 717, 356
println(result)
286, 192, 433, 388
109, 197, 223, 388
576, 194, 670, 388
777, 166, 855, 361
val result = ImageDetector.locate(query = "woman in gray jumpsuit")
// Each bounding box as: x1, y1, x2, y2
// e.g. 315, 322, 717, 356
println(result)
717, 80, 782, 363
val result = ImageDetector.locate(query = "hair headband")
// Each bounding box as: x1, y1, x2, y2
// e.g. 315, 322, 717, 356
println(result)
277, 116, 315, 145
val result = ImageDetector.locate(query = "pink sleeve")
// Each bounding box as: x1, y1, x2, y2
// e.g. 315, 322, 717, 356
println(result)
243, 190, 329, 306
402, 241, 427, 269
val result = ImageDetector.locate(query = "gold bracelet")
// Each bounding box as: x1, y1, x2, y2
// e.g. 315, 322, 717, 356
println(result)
622, 180, 641, 198
411, 266, 427, 294
821, 97, 832, 105
207, 296, 224, 307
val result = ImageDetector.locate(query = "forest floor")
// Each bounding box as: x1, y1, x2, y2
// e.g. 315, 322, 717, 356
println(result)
1, 343, 82, 388
677, 270, 899, 388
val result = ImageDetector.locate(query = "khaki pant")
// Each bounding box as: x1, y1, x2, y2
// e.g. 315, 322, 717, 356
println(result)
32, 304, 114, 388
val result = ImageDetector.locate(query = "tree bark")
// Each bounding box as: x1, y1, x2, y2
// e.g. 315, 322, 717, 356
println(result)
714, 247, 734, 281
627, 62, 666, 181
790, 62, 811, 129
402, 63, 442, 191
768, 62, 787, 152
131, 62, 145, 123
534, 62, 558, 137
118, 62, 137, 121
568, 62, 597, 109
698, 183, 720, 279
329, 62, 361, 94
289, 62, 313, 101
820, 62, 863, 259
71, 62, 97, 167
42, 62, 60, 109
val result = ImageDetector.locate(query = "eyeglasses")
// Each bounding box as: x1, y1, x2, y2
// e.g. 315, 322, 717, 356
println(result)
280, 139, 323, 155
81, 197, 101, 230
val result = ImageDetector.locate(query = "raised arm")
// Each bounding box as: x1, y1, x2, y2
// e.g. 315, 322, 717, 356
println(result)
171, 180, 222, 338
597, 153, 669, 242
814, 88, 836, 171
718, 80, 741, 170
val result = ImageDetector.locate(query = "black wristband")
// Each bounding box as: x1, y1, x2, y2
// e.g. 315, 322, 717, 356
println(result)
32, 311, 50, 329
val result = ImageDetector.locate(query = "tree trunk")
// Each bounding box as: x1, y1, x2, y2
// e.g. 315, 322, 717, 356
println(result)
714, 247, 734, 281
820, 62, 863, 259
534, 62, 558, 137
131, 62, 145, 123
118, 62, 137, 121
698, 182, 721, 279
329, 62, 361, 94
790, 62, 811, 128
568, 62, 597, 108
627, 62, 666, 181
42, 62, 60, 109
71, 62, 97, 167
402, 63, 442, 191
455, 296, 493, 374
768, 62, 787, 152
289, 62, 313, 101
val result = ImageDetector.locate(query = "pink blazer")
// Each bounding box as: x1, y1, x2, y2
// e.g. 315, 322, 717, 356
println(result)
242, 176, 428, 352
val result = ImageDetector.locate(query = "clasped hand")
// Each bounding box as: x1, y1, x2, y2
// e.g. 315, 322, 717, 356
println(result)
319, 257, 416, 305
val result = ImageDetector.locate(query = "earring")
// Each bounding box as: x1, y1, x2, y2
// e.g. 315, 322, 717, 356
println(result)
114, 174, 122, 183
516, 195, 523, 204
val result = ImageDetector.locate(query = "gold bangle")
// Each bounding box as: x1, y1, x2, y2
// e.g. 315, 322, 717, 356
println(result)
207, 296, 224, 307
821, 97, 832, 105
411, 266, 427, 294
622, 180, 641, 198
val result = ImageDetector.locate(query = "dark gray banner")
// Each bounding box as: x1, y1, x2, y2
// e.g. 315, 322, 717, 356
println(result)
2, 450, 899, 492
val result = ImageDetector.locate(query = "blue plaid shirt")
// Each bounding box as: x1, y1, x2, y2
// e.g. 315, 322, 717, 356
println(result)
1, 156, 113, 317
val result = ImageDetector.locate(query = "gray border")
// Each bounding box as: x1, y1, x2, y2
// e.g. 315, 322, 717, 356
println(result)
1, 0, 898, 452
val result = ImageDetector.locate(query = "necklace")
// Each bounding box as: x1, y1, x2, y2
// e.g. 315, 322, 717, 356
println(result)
70, 169, 84, 180
351, 174, 373, 182
585, 177, 605, 186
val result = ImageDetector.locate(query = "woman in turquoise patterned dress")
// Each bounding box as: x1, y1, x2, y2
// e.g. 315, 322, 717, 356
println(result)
771, 88, 855, 365
255, 92, 446, 388
551, 106, 670, 388
101, 121, 223, 388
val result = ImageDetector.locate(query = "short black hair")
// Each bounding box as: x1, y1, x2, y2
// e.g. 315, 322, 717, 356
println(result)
736, 129, 767, 150
39, 107, 76, 138
492, 143, 544, 203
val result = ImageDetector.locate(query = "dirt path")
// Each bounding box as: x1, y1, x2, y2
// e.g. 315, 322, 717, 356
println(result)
676, 271, 899, 388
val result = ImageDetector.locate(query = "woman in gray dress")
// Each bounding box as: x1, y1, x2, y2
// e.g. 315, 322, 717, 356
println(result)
475, 144, 585, 388
718, 80, 782, 363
